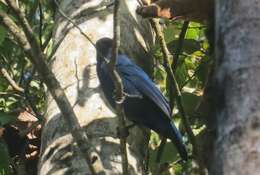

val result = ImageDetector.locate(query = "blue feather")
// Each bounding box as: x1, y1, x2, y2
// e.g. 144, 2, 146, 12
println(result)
96, 38, 188, 160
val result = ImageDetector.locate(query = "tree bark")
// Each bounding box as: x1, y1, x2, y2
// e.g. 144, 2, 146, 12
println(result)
211, 0, 260, 174
38, 0, 154, 174
136, 0, 214, 22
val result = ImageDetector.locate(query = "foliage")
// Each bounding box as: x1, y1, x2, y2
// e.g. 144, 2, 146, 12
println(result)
0, 112, 16, 126
0, 0, 54, 114
0, 1, 211, 174
150, 20, 211, 174
0, 139, 10, 175
0, 1, 55, 174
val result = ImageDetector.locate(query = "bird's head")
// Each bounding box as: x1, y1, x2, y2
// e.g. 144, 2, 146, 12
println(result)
96, 37, 113, 62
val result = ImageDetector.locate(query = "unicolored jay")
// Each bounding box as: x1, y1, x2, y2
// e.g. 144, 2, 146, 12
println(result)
96, 37, 188, 160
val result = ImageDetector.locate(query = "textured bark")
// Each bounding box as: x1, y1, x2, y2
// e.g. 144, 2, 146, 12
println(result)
136, 0, 214, 22
211, 0, 260, 174
38, 0, 154, 174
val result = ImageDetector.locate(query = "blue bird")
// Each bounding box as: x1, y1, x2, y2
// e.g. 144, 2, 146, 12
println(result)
96, 38, 188, 160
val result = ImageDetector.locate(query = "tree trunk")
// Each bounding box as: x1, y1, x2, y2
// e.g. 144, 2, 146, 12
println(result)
38, 0, 154, 174
211, 0, 260, 174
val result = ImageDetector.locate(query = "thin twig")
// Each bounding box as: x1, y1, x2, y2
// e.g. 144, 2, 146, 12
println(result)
52, 0, 115, 62
155, 138, 166, 163
53, 0, 95, 47
156, 21, 189, 165
167, 21, 189, 111
1, 1, 101, 174
42, 30, 52, 51
108, 0, 129, 174
149, 19, 198, 157
50, 0, 97, 63
153, 138, 166, 174
172, 21, 189, 72
0, 0, 7, 5
39, 0, 43, 49
0, 54, 15, 78
23, 68, 44, 120
0, 91, 22, 98
0, 65, 25, 92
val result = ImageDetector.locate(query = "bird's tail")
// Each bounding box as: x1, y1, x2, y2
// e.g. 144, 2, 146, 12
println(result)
169, 123, 188, 161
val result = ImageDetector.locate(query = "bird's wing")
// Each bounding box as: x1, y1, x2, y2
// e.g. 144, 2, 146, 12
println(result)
100, 58, 143, 98
116, 55, 171, 117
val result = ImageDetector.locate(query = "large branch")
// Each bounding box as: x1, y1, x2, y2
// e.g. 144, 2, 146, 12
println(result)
137, 0, 214, 22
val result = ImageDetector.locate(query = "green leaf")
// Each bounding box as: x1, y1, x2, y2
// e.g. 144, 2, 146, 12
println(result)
185, 28, 199, 40
149, 141, 179, 172
163, 24, 181, 44
0, 26, 7, 45
185, 22, 205, 40
175, 61, 189, 87
196, 58, 211, 86
182, 92, 202, 116
0, 139, 10, 175
30, 80, 40, 89
168, 39, 201, 55
0, 112, 16, 126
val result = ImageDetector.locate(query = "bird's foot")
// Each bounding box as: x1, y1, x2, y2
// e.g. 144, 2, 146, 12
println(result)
112, 90, 126, 104
123, 92, 143, 99
116, 126, 129, 139
116, 123, 136, 139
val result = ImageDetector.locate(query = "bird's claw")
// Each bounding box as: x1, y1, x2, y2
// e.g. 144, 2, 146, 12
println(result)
123, 92, 143, 99
112, 90, 126, 104
116, 126, 129, 139
116, 123, 136, 139
115, 96, 125, 104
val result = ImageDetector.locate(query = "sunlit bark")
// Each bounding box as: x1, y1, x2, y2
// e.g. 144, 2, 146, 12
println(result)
38, 0, 154, 174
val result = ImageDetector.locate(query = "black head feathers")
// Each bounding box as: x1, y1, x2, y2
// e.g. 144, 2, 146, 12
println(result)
96, 37, 113, 60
